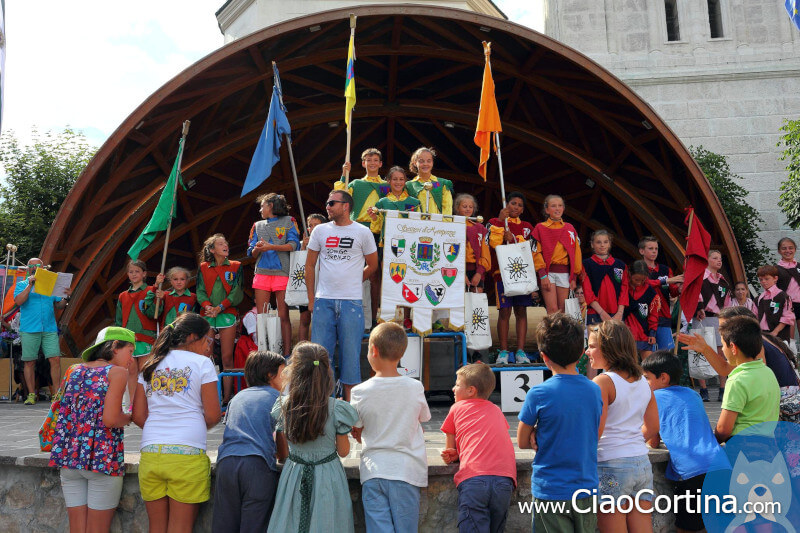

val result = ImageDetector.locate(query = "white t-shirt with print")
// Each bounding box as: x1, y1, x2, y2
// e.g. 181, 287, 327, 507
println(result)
307, 221, 377, 300
138, 349, 218, 450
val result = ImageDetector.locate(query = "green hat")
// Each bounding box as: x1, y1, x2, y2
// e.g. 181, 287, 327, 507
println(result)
81, 326, 136, 361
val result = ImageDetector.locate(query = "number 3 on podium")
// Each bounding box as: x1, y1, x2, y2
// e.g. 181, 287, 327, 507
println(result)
500, 370, 544, 413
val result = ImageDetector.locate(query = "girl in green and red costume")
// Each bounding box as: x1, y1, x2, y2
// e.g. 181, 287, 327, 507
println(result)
368, 166, 421, 240
116, 260, 158, 371
368, 166, 421, 329
197, 234, 243, 404
145, 266, 197, 327
405, 147, 454, 215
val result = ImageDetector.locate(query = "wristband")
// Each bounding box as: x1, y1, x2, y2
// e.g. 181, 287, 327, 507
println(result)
540, 275, 548, 280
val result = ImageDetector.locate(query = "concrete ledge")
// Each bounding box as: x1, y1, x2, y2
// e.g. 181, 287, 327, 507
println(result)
0, 450, 676, 533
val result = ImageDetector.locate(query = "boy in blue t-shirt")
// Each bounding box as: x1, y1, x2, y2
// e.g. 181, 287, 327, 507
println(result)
212, 351, 286, 533
642, 350, 729, 533
517, 313, 602, 532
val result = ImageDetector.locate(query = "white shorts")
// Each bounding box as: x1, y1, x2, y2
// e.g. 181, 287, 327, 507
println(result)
546, 272, 570, 289
60, 468, 124, 510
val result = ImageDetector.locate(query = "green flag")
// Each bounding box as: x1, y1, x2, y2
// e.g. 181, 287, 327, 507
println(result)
127, 138, 185, 260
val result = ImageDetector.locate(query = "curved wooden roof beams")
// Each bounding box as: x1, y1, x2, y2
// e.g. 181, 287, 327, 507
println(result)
43, 5, 742, 355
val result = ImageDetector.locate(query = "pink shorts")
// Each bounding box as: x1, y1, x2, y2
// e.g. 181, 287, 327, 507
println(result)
252, 274, 289, 292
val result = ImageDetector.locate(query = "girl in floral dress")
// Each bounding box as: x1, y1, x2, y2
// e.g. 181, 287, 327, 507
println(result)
50, 327, 136, 533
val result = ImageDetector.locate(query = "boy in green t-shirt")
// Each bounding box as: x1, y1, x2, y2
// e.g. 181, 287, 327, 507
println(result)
715, 316, 780, 442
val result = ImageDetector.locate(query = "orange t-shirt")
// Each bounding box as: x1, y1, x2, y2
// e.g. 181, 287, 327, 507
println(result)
441, 399, 518, 487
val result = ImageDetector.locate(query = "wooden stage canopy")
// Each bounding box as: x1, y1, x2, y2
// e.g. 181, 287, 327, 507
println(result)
42, 5, 743, 356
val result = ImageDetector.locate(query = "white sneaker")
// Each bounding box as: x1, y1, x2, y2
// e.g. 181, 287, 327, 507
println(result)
515, 350, 531, 364
496, 350, 510, 364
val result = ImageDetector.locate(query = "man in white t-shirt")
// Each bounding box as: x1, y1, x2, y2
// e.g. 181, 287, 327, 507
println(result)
306, 190, 378, 400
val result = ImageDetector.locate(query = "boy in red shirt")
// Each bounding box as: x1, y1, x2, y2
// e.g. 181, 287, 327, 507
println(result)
756, 265, 796, 342
441, 364, 517, 532
638, 236, 683, 351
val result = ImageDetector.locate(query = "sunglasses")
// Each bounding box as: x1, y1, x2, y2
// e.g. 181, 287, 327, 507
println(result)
326, 200, 345, 207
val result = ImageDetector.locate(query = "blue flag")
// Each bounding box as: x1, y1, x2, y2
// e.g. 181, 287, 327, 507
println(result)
240, 65, 291, 197
788, 0, 800, 30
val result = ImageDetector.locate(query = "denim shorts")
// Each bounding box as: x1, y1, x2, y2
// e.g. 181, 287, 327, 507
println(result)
457, 475, 514, 532
362, 478, 420, 533
310, 298, 363, 385
635, 341, 655, 352
598, 454, 654, 501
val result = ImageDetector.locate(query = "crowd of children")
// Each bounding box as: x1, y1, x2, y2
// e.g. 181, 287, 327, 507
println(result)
55, 144, 800, 533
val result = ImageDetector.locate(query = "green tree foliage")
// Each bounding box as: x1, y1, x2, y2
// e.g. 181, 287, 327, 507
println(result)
0, 129, 95, 261
778, 119, 800, 230
690, 146, 770, 283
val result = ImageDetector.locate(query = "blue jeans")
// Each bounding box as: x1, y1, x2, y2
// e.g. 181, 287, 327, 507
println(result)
311, 298, 363, 385
655, 326, 675, 351
457, 475, 514, 533
362, 478, 420, 533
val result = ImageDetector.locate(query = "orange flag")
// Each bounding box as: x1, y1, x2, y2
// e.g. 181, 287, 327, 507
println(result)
474, 42, 502, 180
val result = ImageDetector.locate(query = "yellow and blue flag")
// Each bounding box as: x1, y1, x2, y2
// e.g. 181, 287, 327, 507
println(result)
344, 33, 356, 126
787, 0, 800, 30
241, 63, 292, 197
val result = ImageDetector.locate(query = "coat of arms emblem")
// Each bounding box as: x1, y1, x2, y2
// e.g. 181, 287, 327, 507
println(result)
390, 263, 406, 284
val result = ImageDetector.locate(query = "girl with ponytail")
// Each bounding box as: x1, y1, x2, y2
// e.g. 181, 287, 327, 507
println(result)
132, 313, 221, 533
268, 342, 359, 533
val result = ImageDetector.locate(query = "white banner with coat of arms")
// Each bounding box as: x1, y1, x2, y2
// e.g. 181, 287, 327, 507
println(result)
380, 211, 466, 335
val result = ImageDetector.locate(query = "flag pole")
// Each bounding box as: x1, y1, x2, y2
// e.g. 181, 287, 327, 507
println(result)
272, 62, 307, 235
344, 13, 356, 185
2, 244, 14, 400
154, 120, 190, 319
673, 208, 695, 354
1, 244, 12, 322
482, 42, 509, 233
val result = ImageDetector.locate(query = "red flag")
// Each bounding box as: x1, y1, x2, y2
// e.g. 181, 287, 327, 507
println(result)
679, 208, 711, 321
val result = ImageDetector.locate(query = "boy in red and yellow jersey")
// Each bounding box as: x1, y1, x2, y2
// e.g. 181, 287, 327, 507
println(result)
488, 192, 534, 364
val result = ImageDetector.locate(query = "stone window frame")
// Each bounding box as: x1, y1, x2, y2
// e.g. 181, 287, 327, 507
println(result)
657, 0, 689, 44
706, 0, 732, 41
663, 0, 681, 42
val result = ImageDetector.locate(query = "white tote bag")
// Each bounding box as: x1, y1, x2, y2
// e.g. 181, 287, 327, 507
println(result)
465, 290, 492, 351
256, 306, 283, 355
688, 326, 718, 380
283, 251, 309, 307
495, 241, 538, 296
564, 290, 582, 322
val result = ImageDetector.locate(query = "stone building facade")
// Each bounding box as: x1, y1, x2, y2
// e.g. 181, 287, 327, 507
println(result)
541, 0, 800, 251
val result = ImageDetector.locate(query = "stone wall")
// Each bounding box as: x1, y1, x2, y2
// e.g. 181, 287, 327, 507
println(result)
545, 0, 800, 254
0, 451, 676, 533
